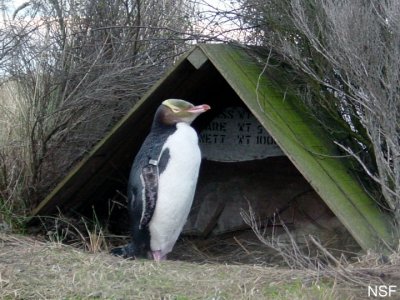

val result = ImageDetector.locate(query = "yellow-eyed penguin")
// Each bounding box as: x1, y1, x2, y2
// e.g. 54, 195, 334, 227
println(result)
112, 99, 210, 261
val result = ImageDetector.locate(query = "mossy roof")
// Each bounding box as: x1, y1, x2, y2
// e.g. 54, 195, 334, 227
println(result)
31, 44, 394, 252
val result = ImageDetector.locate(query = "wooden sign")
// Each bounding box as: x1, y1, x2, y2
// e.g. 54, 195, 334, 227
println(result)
199, 106, 284, 161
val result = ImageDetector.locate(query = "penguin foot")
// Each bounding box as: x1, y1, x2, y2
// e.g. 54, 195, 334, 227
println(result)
110, 243, 135, 259
152, 250, 167, 261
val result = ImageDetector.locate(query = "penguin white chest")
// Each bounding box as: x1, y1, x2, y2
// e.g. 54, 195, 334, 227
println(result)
149, 122, 201, 256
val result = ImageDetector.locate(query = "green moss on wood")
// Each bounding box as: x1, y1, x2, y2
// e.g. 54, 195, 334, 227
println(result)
200, 44, 393, 252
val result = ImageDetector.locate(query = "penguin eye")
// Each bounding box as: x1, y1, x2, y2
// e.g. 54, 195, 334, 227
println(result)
171, 107, 180, 113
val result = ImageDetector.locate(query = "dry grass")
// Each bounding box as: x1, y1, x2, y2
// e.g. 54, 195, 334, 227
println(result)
0, 233, 365, 300
240, 207, 400, 290
14, 208, 399, 299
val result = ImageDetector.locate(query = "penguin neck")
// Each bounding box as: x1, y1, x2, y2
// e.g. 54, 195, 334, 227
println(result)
151, 118, 178, 135
146, 119, 184, 165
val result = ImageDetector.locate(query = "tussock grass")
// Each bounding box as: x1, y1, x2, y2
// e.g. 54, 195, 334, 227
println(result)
0, 233, 362, 300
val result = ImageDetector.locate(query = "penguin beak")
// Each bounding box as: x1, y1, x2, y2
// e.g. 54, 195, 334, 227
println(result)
187, 104, 211, 114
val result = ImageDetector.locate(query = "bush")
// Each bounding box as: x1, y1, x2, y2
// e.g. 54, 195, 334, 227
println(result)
0, 0, 195, 220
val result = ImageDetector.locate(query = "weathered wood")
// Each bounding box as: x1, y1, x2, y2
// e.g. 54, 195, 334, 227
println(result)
200, 44, 394, 251
187, 48, 208, 70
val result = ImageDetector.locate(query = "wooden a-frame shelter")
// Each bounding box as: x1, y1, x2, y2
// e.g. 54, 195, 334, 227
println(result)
31, 44, 394, 252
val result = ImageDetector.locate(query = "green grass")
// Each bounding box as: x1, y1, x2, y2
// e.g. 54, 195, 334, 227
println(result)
0, 233, 365, 300
0, 197, 26, 233
263, 280, 340, 299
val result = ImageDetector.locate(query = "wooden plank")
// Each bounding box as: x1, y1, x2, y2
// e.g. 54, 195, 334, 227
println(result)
200, 44, 394, 251
187, 48, 209, 70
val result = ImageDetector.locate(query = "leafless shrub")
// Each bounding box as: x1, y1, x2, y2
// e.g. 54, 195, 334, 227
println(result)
235, 0, 400, 233
241, 206, 396, 287
0, 0, 196, 216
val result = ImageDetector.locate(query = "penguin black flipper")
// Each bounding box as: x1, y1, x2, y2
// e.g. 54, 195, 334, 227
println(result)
139, 164, 159, 228
139, 148, 170, 227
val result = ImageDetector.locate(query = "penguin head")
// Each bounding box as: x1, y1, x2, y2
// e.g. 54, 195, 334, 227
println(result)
157, 99, 211, 125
